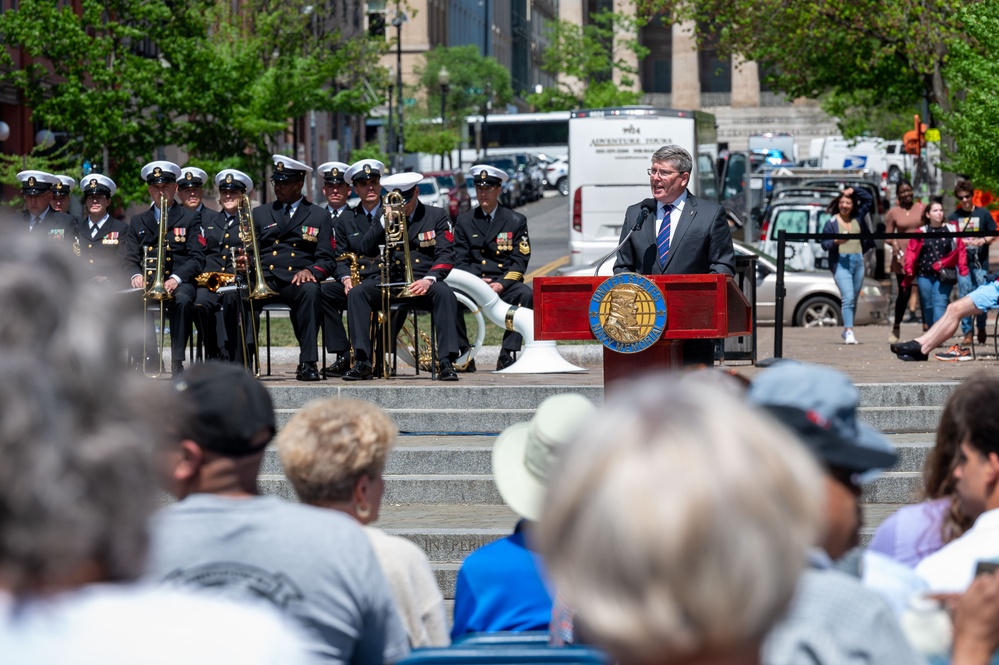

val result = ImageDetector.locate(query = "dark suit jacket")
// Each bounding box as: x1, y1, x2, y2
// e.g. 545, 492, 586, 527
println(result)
359, 200, 455, 282
252, 199, 335, 283
614, 191, 735, 276
454, 205, 531, 289
124, 203, 206, 283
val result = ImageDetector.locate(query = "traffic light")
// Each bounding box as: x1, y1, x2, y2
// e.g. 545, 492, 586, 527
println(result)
904, 114, 926, 155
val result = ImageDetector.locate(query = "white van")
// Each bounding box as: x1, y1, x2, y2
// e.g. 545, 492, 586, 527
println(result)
818, 136, 889, 175
567, 107, 718, 267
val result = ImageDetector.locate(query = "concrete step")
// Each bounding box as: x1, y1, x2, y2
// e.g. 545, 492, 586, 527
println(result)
267, 385, 605, 411
275, 408, 534, 434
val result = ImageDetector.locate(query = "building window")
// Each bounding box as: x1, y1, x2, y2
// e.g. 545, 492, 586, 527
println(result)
639, 16, 671, 93
697, 27, 730, 93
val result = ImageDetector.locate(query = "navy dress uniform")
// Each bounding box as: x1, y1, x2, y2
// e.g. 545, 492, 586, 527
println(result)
316, 160, 353, 377
343, 172, 461, 381
124, 161, 206, 374
15, 170, 77, 244
209, 169, 255, 364
76, 175, 129, 284
248, 155, 335, 381
455, 164, 533, 370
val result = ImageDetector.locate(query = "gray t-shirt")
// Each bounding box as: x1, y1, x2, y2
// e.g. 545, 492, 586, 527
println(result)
145, 494, 410, 665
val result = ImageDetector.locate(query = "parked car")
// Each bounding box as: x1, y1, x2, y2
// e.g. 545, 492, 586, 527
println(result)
424, 169, 472, 221
758, 197, 834, 272
484, 157, 536, 204
465, 175, 479, 209
556, 240, 888, 328
417, 177, 448, 210
509, 153, 545, 201
545, 158, 569, 196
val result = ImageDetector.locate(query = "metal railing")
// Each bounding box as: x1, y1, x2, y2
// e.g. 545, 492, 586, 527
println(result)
771, 228, 993, 358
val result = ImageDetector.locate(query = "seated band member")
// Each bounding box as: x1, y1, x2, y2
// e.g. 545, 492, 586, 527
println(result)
180, 168, 228, 361
244, 155, 334, 382
50, 175, 77, 216
15, 170, 76, 244
213, 170, 255, 365
124, 161, 206, 376
454, 164, 533, 371
342, 171, 461, 381
76, 175, 129, 285
324, 159, 385, 376
178, 166, 209, 213
317, 160, 352, 378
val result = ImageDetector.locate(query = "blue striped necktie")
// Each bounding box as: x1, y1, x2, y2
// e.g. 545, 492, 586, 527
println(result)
657, 203, 674, 269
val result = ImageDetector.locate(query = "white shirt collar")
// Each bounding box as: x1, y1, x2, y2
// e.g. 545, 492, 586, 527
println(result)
660, 190, 688, 214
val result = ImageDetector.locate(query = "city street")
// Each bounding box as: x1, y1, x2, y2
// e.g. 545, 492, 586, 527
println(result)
520, 190, 570, 281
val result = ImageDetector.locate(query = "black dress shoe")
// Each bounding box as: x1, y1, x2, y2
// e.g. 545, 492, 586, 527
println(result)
438, 358, 459, 381
296, 362, 321, 382
171, 361, 184, 377
898, 352, 929, 362
342, 360, 374, 381
457, 358, 477, 373
322, 355, 351, 378
496, 350, 516, 371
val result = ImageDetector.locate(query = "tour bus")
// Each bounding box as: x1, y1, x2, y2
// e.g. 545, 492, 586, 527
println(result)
458, 111, 570, 166
567, 106, 718, 267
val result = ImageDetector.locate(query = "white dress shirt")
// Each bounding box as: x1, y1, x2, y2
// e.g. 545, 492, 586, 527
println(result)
916, 507, 999, 592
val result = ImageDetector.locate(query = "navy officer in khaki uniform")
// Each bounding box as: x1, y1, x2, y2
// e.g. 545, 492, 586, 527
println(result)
15, 170, 77, 244
244, 155, 334, 382
76, 174, 128, 284
454, 164, 533, 370
316, 160, 353, 378
124, 160, 206, 376
343, 171, 461, 381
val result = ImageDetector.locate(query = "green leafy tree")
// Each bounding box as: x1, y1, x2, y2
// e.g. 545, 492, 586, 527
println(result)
631, 0, 977, 190
409, 46, 513, 158
529, 10, 648, 112
178, 1, 388, 189
0, 0, 387, 203
0, 0, 211, 203
939, 2, 999, 193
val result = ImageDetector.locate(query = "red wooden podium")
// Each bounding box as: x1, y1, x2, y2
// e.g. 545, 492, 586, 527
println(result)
533, 274, 751, 385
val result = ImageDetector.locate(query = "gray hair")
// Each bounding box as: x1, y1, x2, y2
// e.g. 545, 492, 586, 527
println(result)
537, 375, 823, 664
651, 145, 693, 174
0, 229, 161, 595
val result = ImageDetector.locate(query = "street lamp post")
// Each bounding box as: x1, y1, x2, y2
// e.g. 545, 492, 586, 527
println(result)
481, 82, 492, 159
392, 11, 408, 172
438, 66, 450, 170
386, 67, 395, 165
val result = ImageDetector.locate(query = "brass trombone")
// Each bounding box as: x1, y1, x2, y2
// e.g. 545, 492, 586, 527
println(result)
378, 191, 419, 378
143, 192, 173, 378
235, 194, 278, 376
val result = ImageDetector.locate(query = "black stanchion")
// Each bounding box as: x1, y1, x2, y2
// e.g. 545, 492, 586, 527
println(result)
769, 227, 992, 361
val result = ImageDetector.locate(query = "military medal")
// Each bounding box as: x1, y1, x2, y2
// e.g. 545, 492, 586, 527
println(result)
49, 229, 65, 240
103, 231, 119, 245
497, 232, 512, 252
173, 227, 187, 243
301, 225, 319, 242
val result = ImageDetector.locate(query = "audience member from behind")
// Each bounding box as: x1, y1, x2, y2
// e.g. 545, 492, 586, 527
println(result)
451, 394, 596, 639
538, 377, 822, 665
0, 233, 311, 664
278, 398, 449, 648
746, 361, 923, 664
146, 362, 410, 664
869, 374, 986, 567
917, 376, 999, 593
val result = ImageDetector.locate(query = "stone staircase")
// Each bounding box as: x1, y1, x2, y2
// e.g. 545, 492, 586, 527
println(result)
256, 381, 958, 604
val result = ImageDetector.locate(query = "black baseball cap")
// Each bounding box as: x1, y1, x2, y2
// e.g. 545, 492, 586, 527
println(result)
172, 362, 275, 456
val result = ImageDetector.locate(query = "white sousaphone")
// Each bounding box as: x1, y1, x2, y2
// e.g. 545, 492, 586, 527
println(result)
443, 268, 585, 374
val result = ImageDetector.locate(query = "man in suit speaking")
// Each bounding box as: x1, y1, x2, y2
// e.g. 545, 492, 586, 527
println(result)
614, 144, 735, 364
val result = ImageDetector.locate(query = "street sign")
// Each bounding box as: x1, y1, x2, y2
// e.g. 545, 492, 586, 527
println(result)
404, 98, 416, 107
